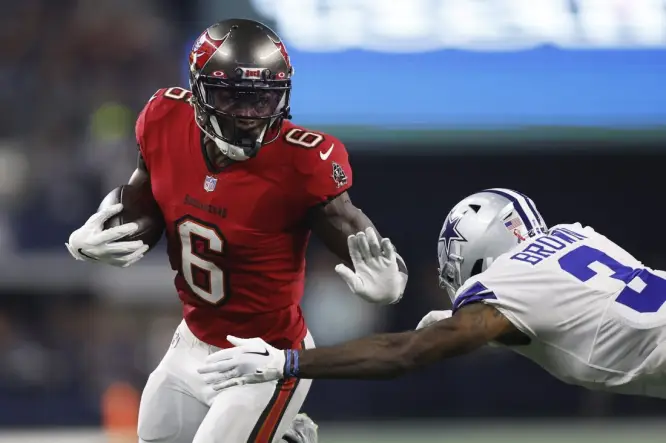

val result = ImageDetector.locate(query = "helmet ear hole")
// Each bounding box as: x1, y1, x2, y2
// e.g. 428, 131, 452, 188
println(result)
470, 258, 484, 278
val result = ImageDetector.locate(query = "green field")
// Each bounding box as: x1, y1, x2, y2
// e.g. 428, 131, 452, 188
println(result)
319, 421, 666, 443
2, 422, 664, 443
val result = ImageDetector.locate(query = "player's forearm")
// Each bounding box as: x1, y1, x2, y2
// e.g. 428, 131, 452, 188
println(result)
312, 201, 377, 266
291, 332, 416, 379
332, 207, 408, 275
311, 194, 408, 274
286, 318, 483, 380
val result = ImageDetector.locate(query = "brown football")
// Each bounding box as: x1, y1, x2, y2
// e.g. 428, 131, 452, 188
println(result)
99, 184, 165, 250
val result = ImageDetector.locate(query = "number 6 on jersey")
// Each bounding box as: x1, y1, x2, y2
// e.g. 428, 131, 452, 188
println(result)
177, 218, 227, 304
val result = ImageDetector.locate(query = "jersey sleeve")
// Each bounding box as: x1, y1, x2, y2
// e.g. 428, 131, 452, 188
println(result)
135, 87, 192, 172
301, 135, 353, 206
135, 90, 158, 171
452, 260, 564, 339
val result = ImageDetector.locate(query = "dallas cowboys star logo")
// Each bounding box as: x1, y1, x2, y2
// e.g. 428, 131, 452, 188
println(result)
439, 214, 467, 255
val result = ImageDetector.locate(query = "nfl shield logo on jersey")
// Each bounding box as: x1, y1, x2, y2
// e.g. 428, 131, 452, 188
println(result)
203, 175, 218, 192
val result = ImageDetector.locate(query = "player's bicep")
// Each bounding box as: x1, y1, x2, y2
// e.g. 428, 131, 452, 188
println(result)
454, 275, 543, 343
128, 152, 150, 189
137, 151, 148, 172
411, 303, 516, 361
453, 303, 523, 345
452, 281, 498, 313
450, 280, 530, 345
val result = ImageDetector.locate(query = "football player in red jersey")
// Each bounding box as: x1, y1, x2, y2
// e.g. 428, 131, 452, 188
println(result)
66, 19, 408, 443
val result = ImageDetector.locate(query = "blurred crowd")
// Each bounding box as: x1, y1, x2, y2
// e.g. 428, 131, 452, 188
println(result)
0, 0, 190, 426
0, 0, 187, 252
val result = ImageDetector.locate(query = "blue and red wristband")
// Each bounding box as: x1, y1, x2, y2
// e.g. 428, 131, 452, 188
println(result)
283, 349, 300, 378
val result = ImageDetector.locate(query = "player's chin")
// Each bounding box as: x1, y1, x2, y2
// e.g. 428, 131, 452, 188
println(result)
221, 120, 267, 142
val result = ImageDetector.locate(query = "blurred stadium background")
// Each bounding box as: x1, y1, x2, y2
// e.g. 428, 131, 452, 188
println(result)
2, 0, 666, 441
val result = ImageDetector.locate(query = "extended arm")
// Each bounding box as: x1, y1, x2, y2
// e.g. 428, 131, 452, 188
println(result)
198, 302, 520, 388
289, 303, 516, 379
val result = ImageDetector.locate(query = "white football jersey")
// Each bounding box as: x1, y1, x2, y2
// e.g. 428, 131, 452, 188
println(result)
453, 223, 666, 398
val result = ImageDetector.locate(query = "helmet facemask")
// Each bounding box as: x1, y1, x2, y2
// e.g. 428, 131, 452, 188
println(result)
438, 239, 464, 301
439, 250, 496, 301
188, 19, 294, 162
191, 73, 291, 161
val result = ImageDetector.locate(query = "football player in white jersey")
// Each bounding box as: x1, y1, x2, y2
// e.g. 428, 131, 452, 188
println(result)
198, 188, 666, 399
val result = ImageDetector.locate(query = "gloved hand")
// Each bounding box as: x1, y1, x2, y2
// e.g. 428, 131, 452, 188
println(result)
198, 335, 287, 391
334, 227, 406, 304
65, 203, 148, 268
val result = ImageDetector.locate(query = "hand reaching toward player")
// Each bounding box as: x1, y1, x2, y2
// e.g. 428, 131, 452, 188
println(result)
65, 203, 149, 267
198, 335, 286, 390
334, 227, 406, 304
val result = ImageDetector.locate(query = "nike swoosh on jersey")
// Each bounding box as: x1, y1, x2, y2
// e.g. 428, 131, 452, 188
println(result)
319, 143, 334, 160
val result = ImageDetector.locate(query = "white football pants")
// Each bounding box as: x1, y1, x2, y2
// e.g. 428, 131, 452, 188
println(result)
137, 320, 314, 443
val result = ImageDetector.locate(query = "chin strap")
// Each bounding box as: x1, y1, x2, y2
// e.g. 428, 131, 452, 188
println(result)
207, 115, 270, 161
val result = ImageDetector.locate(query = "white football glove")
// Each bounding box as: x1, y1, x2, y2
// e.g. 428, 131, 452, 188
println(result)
416, 310, 453, 330
65, 203, 149, 268
198, 335, 286, 391
334, 227, 407, 304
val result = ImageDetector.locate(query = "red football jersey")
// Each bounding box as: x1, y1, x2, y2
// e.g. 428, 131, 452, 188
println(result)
135, 87, 353, 349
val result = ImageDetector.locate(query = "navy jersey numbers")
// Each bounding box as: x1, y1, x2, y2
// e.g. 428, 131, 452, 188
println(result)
559, 245, 666, 314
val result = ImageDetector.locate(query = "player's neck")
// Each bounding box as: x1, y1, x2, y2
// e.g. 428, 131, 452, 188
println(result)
203, 137, 236, 171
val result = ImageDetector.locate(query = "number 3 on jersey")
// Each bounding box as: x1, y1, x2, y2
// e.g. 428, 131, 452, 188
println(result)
559, 245, 666, 314
177, 218, 227, 304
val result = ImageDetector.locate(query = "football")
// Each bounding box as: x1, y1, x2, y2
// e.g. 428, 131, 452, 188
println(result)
99, 184, 166, 250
